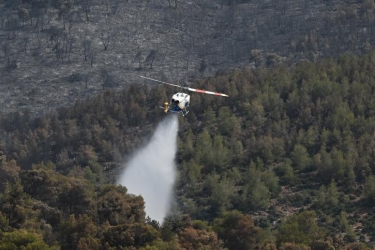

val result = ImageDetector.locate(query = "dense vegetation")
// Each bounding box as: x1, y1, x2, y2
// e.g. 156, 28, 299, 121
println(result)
2, 51, 375, 249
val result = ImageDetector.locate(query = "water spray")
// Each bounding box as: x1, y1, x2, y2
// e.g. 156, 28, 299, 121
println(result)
117, 115, 179, 224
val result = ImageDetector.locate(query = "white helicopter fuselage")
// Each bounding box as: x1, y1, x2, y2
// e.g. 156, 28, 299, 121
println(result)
162, 92, 191, 116
171, 92, 190, 110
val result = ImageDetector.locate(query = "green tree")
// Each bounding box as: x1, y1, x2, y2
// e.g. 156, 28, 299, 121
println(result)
211, 135, 230, 170
140, 237, 180, 250
245, 99, 266, 127
0, 157, 20, 193
213, 210, 263, 250
330, 147, 346, 181
96, 184, 145, 225
276, 211, 326, 247
303, 126, 319, 153
339, 211, 356, 241
20, 167, 53, 200
178, 227, 225, 250
0, 230, 52, 250
218, 106, 240, 136
240, 162, 271, 211
315, 185, 326, 209
202, 106, 216, 129
362, 175, 375, 206
278, 159, 298, 186
315, 147, 334, 184
261, 171, 280, 197
291, 144, 311, 171
279, 242, 310, 250
194, 129, 212, 168
209, 176, 236, 214
328, 102, 355, 130
57, 178, 94, 215
241, 179, 270, 211
58, 214, 99, 250
0, 212, 9, 232
326, 181, 339, 208
184, 160, 201, 186
0, 183, 29, 229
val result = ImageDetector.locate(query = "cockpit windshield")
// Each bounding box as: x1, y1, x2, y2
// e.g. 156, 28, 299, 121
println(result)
170, 98, 181, 111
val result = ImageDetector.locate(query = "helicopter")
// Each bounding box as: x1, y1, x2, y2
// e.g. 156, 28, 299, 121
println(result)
139, 75, 229, 116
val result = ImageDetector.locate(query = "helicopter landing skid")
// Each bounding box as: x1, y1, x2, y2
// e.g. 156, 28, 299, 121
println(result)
181, 109, 189, 116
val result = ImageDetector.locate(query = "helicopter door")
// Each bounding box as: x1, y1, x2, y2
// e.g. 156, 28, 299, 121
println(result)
180, 94, 190, 109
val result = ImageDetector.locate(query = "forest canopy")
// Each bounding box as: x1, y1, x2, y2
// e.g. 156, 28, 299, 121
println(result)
2, 51, 375, 248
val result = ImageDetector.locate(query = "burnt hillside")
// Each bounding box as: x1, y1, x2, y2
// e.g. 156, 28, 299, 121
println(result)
0, 0, 374, 116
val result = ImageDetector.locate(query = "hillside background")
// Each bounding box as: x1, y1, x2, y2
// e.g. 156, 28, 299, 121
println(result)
1, 0, 375, 116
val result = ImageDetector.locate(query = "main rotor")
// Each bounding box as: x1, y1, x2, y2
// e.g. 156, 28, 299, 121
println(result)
139, 75, 229, 97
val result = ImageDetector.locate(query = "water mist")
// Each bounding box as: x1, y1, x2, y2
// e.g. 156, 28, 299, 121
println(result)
117, 115, 179, 224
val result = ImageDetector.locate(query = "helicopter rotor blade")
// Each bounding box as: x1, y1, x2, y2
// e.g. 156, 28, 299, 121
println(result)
139, 75, 229, 97
139, 75, 185, 89
186, 87, 229, 97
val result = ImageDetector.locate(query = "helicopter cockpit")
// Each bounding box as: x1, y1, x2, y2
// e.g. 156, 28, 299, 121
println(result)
170, 98, 181, 112
169, 92, 191, 114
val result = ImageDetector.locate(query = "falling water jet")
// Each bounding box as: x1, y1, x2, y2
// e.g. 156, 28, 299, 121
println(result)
117, 115, 179, 224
